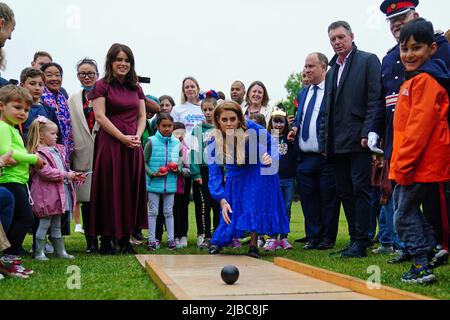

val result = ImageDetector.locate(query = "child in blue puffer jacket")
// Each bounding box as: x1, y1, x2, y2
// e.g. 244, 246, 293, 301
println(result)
144, 113, 181, 251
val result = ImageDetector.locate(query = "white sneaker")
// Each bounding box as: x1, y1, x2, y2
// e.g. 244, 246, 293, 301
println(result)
74, 224, 85, 234
0, 273, 4, 281
179, 236, 188, 248
197, 234, 205, 248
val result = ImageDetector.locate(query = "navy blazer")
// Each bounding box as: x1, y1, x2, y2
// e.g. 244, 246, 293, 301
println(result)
292, 85, 326, 158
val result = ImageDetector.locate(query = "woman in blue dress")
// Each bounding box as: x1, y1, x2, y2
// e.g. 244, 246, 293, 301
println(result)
207, 101, 290, 258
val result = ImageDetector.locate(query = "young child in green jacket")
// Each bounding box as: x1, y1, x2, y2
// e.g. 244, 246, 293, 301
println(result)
0, 85, 44, 278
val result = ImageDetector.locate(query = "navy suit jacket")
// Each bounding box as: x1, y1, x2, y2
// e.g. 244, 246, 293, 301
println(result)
292, 85, 326, 160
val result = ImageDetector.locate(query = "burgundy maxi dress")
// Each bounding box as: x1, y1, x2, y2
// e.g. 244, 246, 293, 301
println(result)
87, 78, 147, 240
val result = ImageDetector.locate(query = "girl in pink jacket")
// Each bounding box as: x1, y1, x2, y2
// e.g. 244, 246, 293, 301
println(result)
27, 116, 85, 261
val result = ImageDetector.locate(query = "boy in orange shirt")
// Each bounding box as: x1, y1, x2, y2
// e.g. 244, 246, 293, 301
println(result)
390, 18, 450, 285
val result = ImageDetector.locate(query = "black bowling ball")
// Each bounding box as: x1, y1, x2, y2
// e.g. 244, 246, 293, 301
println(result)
221, 265, 239, 285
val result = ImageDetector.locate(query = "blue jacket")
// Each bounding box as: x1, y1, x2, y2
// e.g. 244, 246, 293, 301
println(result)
207, 120, 278, 202
145, 131, 180, 194
370, 33, 450, 160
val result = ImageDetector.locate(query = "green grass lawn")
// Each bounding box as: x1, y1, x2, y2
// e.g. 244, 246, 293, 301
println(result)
0, 202, 448, 300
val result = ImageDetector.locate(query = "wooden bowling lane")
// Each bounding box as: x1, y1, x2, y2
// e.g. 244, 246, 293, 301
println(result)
136, 255, 377, 300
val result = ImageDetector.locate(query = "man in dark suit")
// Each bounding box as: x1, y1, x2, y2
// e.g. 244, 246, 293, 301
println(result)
288, 53, 339, 250
319, 21, 382, 258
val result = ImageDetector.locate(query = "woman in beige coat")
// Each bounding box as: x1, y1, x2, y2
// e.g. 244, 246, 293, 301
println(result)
68, 58, 99, 253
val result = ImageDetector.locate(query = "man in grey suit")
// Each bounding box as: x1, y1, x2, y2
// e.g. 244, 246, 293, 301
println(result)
319, 21, 382, 258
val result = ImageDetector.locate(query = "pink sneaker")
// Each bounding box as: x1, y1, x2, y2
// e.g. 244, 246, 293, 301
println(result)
278, 238, 293, 250
263, 238, 279, 251
230, 238, 241, 248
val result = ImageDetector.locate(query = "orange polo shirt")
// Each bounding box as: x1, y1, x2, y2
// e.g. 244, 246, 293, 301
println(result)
389, 72, 450, 185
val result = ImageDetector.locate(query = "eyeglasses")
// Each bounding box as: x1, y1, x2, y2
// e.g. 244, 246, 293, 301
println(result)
77, 72, 98, 78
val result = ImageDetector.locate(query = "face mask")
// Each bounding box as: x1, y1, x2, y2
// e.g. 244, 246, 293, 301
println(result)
82, 85, 94, 92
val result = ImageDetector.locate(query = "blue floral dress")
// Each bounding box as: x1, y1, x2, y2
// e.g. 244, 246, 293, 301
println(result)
208, 121, 290, 248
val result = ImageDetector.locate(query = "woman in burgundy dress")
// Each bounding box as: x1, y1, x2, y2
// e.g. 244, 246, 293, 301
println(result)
88, 43, 147, 255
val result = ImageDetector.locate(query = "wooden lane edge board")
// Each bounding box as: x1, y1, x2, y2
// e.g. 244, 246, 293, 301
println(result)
144, 259, 190, 300
274, 257, 434, 300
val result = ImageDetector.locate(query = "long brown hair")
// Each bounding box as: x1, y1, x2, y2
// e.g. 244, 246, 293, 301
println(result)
212, 101, 248, 165
104, 43, 138, 90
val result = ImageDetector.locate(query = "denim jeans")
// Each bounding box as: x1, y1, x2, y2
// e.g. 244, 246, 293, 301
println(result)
0, 186, 14, 233
378, 196, 404, 249
278, 178, 295, 238
148, 192, 175, 243
393, 184, 436, 265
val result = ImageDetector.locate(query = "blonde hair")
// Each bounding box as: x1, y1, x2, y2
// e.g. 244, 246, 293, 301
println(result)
0, 85, 33, 106
212, 101, 248, 165
27, 117, 59, 153
181, 76, 200, 104
0, 3, 14, 24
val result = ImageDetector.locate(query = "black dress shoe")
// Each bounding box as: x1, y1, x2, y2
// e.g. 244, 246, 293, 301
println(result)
133, 231, 145, 241
99, 237, 118, 255
340, 241, 367, 258
317, 240, 335, 250
295, 237, 309, 243
387, 251, 412, 264
118, 236, 137, 255
304, 239, 320, 250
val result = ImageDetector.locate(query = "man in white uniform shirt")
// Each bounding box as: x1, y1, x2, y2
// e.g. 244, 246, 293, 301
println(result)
288, 53, 339, 250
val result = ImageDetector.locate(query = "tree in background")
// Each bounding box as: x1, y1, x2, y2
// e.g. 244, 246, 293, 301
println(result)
276, 72, 304, 118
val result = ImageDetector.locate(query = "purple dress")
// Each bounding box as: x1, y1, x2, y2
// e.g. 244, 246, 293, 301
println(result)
87, 79, 147, 239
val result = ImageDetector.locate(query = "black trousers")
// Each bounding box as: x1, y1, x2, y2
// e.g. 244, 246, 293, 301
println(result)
0, 183, 34, 255
332, 151, 372, 243
192, 166, 220, 238
174, 178, 191, 239
155, 199, 165, 241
